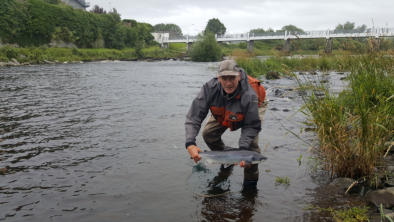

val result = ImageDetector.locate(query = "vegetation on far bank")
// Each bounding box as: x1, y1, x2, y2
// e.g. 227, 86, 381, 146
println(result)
0, 0, 154, 49
234, 51, 394, 76
189, 32, 222, 62
0, 46, 185, 64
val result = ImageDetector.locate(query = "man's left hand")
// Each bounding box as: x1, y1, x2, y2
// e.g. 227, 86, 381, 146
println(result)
239, 160, 249, 168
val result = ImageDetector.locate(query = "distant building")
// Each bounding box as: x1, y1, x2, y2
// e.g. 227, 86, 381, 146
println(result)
61, 0, 89, 10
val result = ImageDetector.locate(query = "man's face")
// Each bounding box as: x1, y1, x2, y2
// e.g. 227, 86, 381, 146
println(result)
218, 74, 241, 94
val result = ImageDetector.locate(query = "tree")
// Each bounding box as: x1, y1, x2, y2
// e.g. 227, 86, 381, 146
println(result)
343, 21, 355, 30
355, 24, 367, 32
334, 22, 368, 34
153, 23, 183, 39
90, 5, 106, 14
0, 0, 155, 49
249, 28, 266, 36
280, 25, 305, 35
189, 32, 222, 62
204, 18, 226, 35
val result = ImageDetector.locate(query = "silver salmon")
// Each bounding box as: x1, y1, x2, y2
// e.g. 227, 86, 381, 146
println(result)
199, 148, 267, 165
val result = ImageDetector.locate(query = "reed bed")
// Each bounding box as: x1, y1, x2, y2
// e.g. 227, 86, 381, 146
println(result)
303, 54, 393, 179
235, 55, 373, 77
236, 53, 393, 180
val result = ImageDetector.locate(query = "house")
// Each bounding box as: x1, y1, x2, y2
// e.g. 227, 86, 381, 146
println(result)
61, 0, 89, 10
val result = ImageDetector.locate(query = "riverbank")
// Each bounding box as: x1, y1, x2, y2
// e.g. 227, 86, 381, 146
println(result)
2, 44, 393, 68
0, 45, 187, 66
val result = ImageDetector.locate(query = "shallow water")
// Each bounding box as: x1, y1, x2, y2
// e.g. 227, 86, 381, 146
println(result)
0, 61, 360, 221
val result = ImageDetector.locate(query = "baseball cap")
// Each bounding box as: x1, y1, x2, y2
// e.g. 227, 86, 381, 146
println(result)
217, 60, 240, 77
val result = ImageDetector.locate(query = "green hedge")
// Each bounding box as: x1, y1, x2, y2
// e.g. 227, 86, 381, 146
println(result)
0, 0, 153, 49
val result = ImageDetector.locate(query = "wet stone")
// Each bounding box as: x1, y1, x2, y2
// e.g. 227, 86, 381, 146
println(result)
304, 127, 316, 132
385, 177, 394, 187
298, 91, 307, 96
274, 89, 285, 97
314, 92, 325, 97
266, 71, 280, 80
365, 187, 394, 209
369, 209, 394, 222
328, 177, 356, 193
0, 168, 8, 175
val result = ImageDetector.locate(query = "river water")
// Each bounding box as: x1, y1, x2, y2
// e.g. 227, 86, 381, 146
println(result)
0, 61, 360, 222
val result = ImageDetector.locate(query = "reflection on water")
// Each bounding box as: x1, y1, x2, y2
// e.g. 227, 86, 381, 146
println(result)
198, 165, 259, 222
0, 62, 353, 221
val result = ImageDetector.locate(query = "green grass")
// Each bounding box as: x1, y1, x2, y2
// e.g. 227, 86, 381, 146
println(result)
300, 53, 394, 180
234, 53, 394, 79
329, 207, 369, 222
275, 176, 290, 185
169, 43, 187, 53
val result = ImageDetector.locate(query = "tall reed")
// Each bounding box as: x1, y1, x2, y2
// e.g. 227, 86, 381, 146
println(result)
304, 53, 393, 179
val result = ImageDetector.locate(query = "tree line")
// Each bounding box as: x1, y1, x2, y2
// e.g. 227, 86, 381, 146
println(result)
0, 0, 154, 49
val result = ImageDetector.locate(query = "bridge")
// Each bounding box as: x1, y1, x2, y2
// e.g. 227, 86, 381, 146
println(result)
153, 27, 394, 53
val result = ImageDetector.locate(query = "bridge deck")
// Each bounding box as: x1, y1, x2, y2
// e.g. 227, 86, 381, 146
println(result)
157, 28, 394, 44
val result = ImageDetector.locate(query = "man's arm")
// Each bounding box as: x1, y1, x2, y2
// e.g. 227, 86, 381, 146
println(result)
185, 83, 211, 152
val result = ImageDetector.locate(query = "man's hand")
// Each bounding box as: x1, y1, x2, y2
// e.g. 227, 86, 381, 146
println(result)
239, 160, 251, 168
187, 145, 201, 163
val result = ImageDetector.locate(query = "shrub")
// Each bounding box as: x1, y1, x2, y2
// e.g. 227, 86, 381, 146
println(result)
189, 32, 222, 62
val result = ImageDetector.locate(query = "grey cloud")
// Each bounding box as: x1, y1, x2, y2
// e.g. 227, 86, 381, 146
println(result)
89, 0, 394, 33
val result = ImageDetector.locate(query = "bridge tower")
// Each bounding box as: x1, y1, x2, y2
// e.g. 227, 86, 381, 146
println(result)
283, 39, 291, 53
368, 37, 381, 52
325, 38, 333, 54
282, 31, 291, 53
246, 32, 254, 52
187, 42, 193, 52
247, 40, 254, 52
185, 35, 193, 53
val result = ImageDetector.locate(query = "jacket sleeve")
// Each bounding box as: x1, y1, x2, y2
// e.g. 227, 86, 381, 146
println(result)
239, 93, 261, 149
185, 83, 211, 148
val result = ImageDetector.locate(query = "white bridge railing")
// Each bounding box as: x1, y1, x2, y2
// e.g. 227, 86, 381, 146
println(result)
153, 27, 394, 44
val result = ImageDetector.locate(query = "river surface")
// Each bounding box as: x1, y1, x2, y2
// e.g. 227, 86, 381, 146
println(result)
0, 61, 360, 221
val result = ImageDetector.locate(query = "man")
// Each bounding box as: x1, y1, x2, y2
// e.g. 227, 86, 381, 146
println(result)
185, 59, 264, 188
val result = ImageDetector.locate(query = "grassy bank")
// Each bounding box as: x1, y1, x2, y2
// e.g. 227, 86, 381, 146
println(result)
236, 53, 393, 183
0, 46, 185, 64
234, 52, 394, 77
303, 54, 393, 181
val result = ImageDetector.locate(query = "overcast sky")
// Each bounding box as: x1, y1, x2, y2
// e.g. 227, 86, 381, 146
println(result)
87, 0, 394, 35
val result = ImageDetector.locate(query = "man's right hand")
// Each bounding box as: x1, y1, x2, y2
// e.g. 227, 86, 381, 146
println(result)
187, 145, 201, 163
